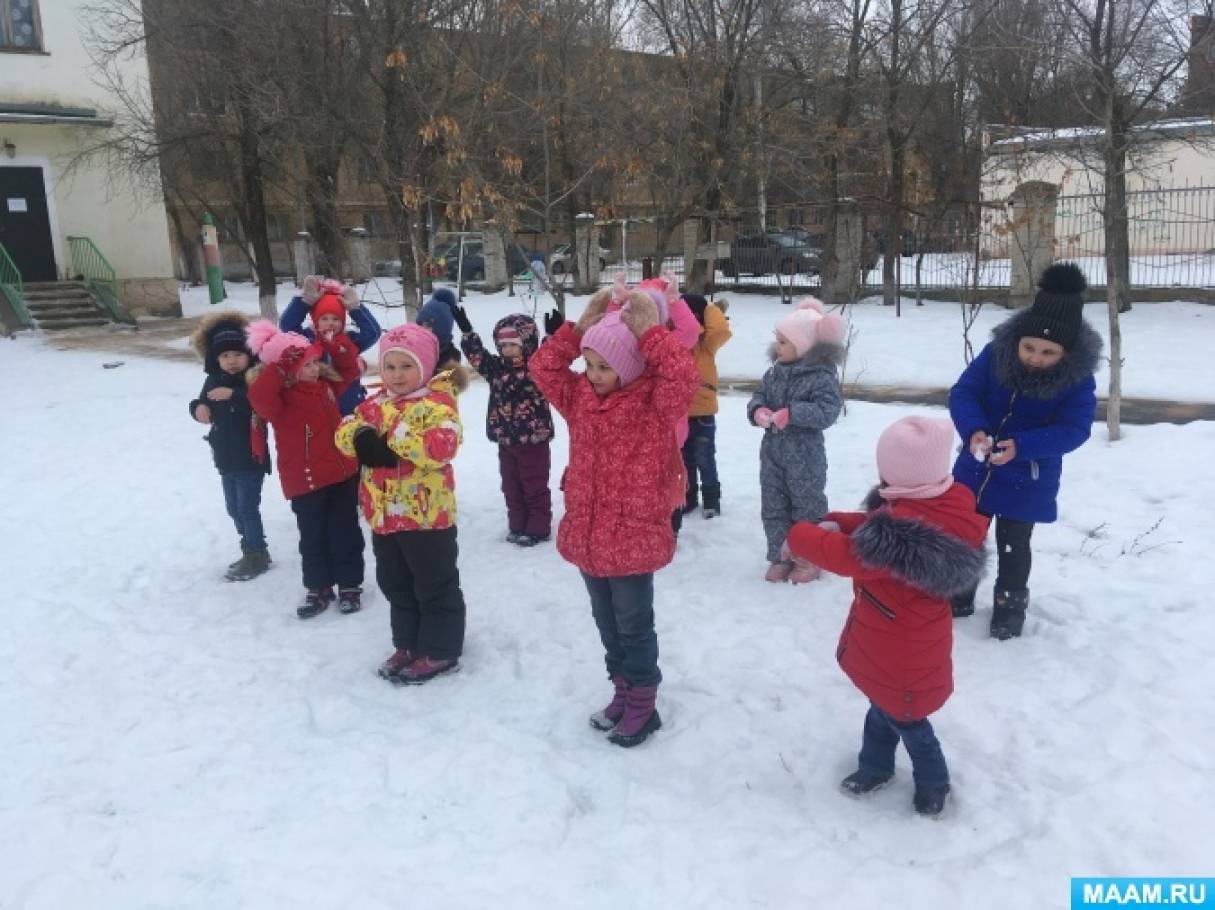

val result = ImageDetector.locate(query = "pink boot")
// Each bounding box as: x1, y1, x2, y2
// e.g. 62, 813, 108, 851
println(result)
608, 685, 662, 748
788, 562, 821, 584
765, 561, 794, 583
589, 675, 628, 731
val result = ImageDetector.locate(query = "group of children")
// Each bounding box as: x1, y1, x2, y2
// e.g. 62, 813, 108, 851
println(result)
189, 261, 1099, 812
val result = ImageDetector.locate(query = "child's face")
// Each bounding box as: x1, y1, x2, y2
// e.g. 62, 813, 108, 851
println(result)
295, 359, 322, 383
1018, 337, 1065, 370
382, 350, 422, 396
498, 341, 523, 364
315, 314, 344, 337
774, 331, 800, 363
583, 348, 621, 396
218, 350, 250, 374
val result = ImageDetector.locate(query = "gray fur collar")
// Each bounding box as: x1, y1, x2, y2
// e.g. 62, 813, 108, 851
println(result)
851, 511, 987, 598
991, 311, 1103, 400
767, 340, 845, 370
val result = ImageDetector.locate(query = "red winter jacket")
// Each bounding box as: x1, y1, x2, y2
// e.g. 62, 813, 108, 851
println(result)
248, 334, 360, 499
787, 483, 989, 721
529, 322, 699, 578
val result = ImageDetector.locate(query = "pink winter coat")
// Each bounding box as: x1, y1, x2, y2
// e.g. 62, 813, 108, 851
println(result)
529, 322, 699, 578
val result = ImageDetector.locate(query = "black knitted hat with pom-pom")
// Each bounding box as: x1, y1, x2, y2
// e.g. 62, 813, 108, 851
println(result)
1023, 262, 1087, 350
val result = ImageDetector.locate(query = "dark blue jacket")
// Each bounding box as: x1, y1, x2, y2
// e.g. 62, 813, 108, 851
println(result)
949, 311, 1101, 523
279, 295, 382, 415
189, 371, 271, 476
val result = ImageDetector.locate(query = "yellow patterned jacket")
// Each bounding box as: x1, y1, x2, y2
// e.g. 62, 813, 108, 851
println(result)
335, 372, 462, 534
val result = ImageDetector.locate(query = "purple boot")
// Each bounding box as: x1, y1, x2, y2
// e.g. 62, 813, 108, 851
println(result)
589, 675, 628, 731
607, 685, 662, 748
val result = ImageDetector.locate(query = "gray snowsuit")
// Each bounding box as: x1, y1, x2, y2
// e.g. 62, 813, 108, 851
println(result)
747, 343, 844, 562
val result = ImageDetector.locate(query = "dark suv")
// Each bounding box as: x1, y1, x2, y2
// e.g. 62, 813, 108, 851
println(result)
435, 240, 533, 282
723, 231, 822, 278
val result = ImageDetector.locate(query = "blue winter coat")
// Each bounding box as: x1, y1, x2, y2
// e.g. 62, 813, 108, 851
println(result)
279, 295, 382, 415
949, 311, 1101, 523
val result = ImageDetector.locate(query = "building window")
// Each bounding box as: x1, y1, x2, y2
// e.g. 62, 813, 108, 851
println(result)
1, 0, 43, 51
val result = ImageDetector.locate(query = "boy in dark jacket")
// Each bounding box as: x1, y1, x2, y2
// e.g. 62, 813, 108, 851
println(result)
948, 263, 1101, 639
189, 311, 272, 581
457, 310, 555, 545
786, 416, 989, 817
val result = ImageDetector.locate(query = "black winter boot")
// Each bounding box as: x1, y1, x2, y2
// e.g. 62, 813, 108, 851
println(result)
990, 589, 1029, 640
950, 583, 978, 618
671, 508, 683, 537
682, 483, 699, 515
701, 483, 721, 519
338, 587, 363, 614
914, 783, 951, 817
840, 769, 893, 796
297, 587, 335, 619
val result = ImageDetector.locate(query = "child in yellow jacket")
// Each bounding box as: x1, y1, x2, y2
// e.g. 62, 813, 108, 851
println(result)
335, 324, 468, 685
680, 294, 732, 517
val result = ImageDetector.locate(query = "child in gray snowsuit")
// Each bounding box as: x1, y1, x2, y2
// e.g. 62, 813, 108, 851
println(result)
747, 298, 846, 583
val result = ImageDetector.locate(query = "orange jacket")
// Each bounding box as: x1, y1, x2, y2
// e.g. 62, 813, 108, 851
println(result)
689, 303, 731, 417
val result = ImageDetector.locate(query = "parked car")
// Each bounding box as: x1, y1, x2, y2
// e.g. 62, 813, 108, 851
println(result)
722, 231, 822, 278
549, 242, 612, 275
434, 240, 533, 282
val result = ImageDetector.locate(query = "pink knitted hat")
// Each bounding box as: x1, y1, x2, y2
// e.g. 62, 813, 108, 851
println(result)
582, 310, 645, 387
876, 416, 957, 501
379, 323, 440, 383
775, 297, 846, 357
246, 319, 322, 376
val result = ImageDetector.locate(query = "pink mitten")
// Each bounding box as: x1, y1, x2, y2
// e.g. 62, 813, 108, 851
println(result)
754, 407, 773, 429
771, 408, 790, 430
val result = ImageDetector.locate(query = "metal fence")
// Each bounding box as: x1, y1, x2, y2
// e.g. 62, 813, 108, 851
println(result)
598, 187, 1215, 295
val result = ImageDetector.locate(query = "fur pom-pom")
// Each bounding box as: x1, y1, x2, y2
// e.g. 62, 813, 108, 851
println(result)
796, 296, 826, 314
1038, 262, 1087, 295
253, 324, 313, 366
245, 319, 280, 357
817, 312, 847, 346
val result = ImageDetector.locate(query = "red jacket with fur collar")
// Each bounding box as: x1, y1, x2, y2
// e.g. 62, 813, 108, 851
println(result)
787, 482, 988, 721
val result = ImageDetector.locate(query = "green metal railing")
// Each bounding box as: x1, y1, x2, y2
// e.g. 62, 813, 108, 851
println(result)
66, 235, 135, 325
0, 240, 33, 328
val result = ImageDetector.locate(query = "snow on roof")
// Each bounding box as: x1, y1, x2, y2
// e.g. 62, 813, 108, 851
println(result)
988, 117, 1215, 151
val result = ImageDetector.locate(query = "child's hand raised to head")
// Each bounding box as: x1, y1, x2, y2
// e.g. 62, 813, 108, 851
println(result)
575, 289, 612, 334
621, 291, 658, 337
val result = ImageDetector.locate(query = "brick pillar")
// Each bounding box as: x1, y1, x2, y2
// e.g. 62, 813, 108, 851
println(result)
682, 218, 701, 281
574, 216, 601, 294
831, 203, 865, 305
482, 229, 509, 291
1008, 181, 1058, 309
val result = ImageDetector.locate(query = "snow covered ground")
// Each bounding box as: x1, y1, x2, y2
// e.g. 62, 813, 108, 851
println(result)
2, 302, 1213, 907
181, 279, 1215, 402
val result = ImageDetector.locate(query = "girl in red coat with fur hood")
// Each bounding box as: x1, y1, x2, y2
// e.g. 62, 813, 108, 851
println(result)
247, 320, 365, 619
785, 416, 988, 817
529, 289, 699, 748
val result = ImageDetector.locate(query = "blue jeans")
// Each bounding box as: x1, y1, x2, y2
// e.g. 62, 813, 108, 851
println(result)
857, 702, 950, 789
682, 415, 719, 489
221, 471, 267, 552
581, 572, 661, 687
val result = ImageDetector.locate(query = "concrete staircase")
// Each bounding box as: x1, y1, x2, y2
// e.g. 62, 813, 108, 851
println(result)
21, 281, 114, 331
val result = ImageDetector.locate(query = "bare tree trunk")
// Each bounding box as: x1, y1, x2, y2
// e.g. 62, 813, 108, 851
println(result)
304, 153, 348, 278
236, 102, 278, 319
1103, 136, 1130, 440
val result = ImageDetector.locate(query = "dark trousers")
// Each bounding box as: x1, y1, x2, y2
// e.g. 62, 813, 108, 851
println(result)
681, 415, 719, 490
581, 572, 660, 687
858, 702, 949, 789
289, 475, 364, 591
498, 442, 552, 537
994, 517, 1034, 591
373, 527, 466, 660
221, 470, 267, 552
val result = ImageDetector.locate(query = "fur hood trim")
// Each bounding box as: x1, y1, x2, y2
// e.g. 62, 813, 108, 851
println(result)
991, 310, 1103, 399
444, 364, 471, 394
189, 310, 252, 363
767, 340, 846, 369
851, 510, 988, 598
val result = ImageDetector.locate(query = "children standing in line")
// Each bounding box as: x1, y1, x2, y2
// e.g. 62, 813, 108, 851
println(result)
336, 325, 469, 685
279, 276, 383, 416
747, 298, 845, 582
246, 320, 365, 619
948, 263, 1100, 639
679, 294, 732, 518
188, 311, 272, 581
784, 416, 989, 817
455, 307, 555, 546
529, 290, 699, 748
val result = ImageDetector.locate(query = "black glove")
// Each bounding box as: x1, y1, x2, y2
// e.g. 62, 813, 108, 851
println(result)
452, 305, 473, 334
353, 427, 400, 469
544, 309, 565, 337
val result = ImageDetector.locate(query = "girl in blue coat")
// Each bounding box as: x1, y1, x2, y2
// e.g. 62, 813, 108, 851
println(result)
279, 276, 382, 415
948, 263, 1101, 640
